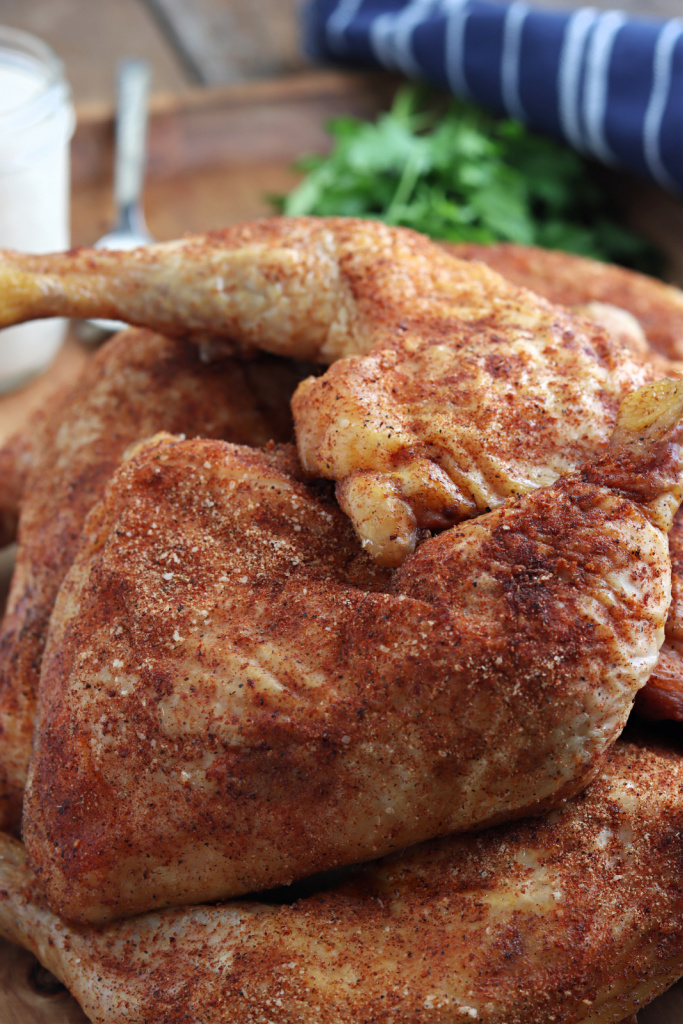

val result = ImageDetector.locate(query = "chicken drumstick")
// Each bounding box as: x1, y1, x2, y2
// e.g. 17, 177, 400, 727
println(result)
0, 218, 657, 565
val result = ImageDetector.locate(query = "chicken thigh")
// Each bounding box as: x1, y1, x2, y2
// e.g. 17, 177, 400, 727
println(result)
0, 327, 305, 830
0, 218, 657, 565
442, 239, 683, 721
22, 378, 683, 923
446, 241, 683, 360
5, 733, 683, 1023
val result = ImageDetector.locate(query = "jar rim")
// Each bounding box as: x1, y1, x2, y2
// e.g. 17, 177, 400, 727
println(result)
0, 25, 70, 134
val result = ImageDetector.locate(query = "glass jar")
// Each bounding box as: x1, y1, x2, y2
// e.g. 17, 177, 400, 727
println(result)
0, 26, 75, 392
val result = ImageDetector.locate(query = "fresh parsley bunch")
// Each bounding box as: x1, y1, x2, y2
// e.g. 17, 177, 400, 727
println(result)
279, 86, 658, 272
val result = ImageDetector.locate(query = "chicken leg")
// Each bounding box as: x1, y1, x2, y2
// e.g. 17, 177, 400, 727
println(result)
0, 218, 657, 565
5, 734, 683, 1023
22, 378, 683, 923
0, 327, 307, 831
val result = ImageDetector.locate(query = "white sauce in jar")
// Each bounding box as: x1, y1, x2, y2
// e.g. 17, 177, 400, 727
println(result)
0, 28, 74, 391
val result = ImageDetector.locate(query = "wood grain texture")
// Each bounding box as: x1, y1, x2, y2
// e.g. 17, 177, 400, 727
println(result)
143, 0, 307, 85
70, 71, 397, 248
68, 70, 683, 288
0, 0, 190, 105
71, 71, 397, 186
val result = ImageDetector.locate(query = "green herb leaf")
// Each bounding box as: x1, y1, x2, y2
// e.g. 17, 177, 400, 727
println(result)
277, 86, 660, 273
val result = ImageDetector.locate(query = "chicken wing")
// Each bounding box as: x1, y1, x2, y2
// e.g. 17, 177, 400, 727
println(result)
0, 218, 657, 565
6, 733, 683, 1023
0, 327, 306, 831
445, 241, 683, 361
21, 378, 683, 923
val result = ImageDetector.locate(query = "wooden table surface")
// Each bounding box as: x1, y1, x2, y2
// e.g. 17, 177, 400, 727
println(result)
0, 0, 307, 102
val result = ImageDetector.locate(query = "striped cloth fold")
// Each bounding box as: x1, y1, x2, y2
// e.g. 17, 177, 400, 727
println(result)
304, 0, 683, 194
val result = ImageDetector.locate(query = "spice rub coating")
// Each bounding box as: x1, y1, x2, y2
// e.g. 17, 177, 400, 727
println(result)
446, 241, 683, 360
22, 406, 674, 922
5, 734, 683, 1023
0, 217, 657, 564
636, 507, 683, 721
441, 240, 683, 721
0, 327, 305, 831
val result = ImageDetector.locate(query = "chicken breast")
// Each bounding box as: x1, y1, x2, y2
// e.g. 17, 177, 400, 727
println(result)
21, 378, 683, 923
0, 327, 305, 831
0, 218, 657, 565
5, 733, 683, 1023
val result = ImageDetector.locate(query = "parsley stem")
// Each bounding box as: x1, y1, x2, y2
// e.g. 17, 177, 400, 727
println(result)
385, 150, 422, 223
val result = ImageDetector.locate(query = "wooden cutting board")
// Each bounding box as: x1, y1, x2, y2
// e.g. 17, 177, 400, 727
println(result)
0, 70, 682, 1024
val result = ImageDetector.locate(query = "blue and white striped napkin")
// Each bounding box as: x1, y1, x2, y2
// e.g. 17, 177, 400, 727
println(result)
304, 0, 683, 194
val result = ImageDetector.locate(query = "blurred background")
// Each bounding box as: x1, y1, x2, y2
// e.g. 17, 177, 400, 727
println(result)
2, 0, 680, 104
2, 0, 306, 101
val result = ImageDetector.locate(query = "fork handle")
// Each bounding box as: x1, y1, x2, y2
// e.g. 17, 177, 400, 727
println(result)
114, 59, 151, 219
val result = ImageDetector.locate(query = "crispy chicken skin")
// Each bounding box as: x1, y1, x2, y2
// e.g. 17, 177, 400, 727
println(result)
292, 316, 654, 565
0, 328, 305, 831
445, 241, 683, 360
0, 218, 658, 565
442, 239, 683, 721
636, 507, 683, 721
21, 379, 683, 923
639, 644, 683, 719
5, 734, 683, 1023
